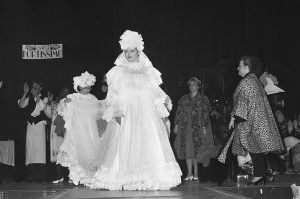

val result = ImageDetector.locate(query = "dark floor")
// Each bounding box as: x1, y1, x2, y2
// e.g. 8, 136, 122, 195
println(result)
0, 174, 298, 199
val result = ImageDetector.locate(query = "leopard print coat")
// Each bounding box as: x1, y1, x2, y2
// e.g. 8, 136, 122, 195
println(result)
173, 93, 214, 163
219, 73, 284, 163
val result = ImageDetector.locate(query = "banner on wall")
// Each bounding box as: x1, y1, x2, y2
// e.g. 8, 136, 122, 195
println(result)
22, 44, 63, 59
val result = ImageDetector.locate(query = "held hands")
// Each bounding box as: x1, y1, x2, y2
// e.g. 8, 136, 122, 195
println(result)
115, 117, 121, 125
228, 117, 235, 130
64, 98, 72, 103
162, 117, 168, 124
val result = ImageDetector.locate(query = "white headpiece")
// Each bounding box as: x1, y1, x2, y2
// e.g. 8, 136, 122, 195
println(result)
259, 72, 284, 95
114, 30, 152, 68
119, 30, 144, 51
73, 71, 96, 92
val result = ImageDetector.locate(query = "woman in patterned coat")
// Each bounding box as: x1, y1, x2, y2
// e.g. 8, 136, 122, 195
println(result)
174, 77, 218, 181
219, 56, 284, 185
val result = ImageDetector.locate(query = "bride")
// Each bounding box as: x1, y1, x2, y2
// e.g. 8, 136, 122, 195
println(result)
88, 30, 182, 190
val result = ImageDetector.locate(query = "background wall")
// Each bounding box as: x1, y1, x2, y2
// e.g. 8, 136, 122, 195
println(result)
0, 0, 299, 139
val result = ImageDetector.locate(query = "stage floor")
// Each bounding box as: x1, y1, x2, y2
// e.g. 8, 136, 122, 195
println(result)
0, 175, 297, 199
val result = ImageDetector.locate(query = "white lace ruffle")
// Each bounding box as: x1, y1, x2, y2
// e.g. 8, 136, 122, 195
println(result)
146, 66, 162, 88
103, 67, 123, 122
105, 61, 172, 119
88, 162, 182, 190
57, 141, 95, 185
154, 98, 170, 118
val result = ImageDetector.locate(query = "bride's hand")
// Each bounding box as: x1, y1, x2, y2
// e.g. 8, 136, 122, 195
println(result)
162, 117, 168, 124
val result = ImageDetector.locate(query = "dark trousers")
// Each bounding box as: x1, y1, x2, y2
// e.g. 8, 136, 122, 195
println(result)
249, 153, 266, 177
56, 164, 69, 181
28, 163, 45, 181
265, 153, 286, 173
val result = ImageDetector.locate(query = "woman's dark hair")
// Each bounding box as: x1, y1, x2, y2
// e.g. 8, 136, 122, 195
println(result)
240, 56, 263, 76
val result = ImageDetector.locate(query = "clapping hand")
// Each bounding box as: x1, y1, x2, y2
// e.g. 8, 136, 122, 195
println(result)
23, 82, 29, 94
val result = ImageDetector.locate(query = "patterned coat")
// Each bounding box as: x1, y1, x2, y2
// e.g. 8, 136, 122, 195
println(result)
174, 93, 218, 166
218, 73, 284, 163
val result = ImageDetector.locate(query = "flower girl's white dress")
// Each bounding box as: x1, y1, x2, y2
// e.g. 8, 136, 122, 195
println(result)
56, 93, 105, 185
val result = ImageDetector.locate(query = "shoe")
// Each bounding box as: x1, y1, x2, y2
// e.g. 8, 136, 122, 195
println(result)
247, 176, 267, 186
183, 175, 193, 181
52, 178, 64, 184
192, 177, 199, 181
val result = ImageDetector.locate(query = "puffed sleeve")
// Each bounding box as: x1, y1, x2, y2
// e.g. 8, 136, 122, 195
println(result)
102, 66, 124, 122
146, 66, 172, 118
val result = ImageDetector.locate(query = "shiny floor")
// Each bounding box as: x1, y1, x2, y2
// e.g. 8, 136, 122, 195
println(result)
0, 175, 297, 199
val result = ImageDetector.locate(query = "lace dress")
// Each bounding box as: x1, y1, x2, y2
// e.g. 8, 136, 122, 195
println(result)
56, 93, 103, 185
87, 61, 182, 190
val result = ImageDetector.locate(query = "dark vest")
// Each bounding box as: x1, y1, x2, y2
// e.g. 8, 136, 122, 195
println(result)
25, 96, 47, 124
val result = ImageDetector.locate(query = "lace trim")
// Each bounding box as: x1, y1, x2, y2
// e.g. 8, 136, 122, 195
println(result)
86, 162, 182, 190
67, 93, 98, 101
57, 133, 96, 185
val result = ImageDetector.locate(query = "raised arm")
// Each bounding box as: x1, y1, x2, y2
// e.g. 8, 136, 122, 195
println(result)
18, 82, 29, 108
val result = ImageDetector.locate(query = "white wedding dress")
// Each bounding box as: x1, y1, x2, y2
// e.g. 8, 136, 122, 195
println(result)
87, 53, 182, 190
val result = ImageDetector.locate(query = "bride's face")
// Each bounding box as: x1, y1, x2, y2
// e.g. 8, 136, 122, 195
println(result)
124, 48, 139, 62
